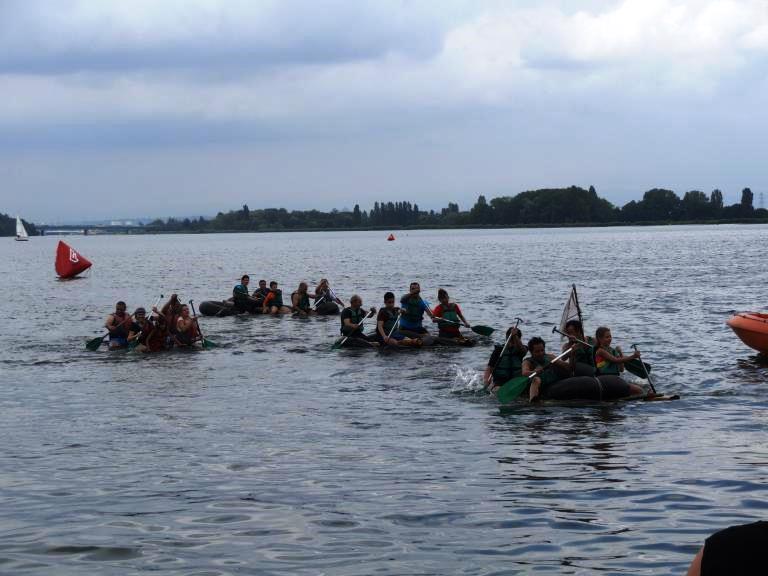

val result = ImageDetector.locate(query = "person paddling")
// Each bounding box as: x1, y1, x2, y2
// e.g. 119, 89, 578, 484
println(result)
432, 289, 471, 342
314, 279, 345, 310
340, 295, 377, 346
174, 304, 199, 347
398, 282, 435, 338
594, 326, 640, 376
291, 282, 315, 317
376, 292, 421, 347
161, 294, 183, 338
104, 301, 133, 350
484, 326, 527, 394
263, 281, 291, 314
563, 319, 596, 376
522, 337, 572, 402
148, 306, 171, 352
127, 307, 153, 352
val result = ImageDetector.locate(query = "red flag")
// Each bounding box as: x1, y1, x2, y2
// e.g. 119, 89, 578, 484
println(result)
55, 241, 92, 279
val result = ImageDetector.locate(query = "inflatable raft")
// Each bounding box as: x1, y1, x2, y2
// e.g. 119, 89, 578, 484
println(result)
543, 375, 633, 401
727, 312, 768, 354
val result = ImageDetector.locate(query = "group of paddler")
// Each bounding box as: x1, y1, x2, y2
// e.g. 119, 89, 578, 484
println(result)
89, 280, 670, 403
88, 295, 214, 352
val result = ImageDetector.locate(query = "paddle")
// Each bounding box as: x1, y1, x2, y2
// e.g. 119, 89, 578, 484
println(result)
497, 346, 573, 404
433, 316, 494, 337
631, 344, 657, 395
380, 310, 402, 346
189, 299, 217, 349
311, 294, 326, 310
86, 311, 134, 351
485, 317, 523, 389
553, 326, 652, 379
332, 309, 374, 350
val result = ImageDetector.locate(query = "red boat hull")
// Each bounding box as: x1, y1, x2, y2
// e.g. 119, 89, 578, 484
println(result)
727, 312, 768, 354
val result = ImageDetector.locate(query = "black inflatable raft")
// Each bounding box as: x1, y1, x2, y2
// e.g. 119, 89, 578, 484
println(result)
199, 300, 237, 316
543, 375, 633, 401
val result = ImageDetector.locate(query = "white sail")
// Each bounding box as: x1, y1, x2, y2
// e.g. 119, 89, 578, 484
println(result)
15, 216, 29, 240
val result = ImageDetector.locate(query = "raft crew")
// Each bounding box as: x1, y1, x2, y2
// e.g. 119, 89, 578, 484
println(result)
376, 292, 421, 347
340, 295, 377, 345
291, 282, 314, 317
263, 281, 292, 314
105, 301, 132, 349
174, 304, 199, 347
563, 319, 596, 376
432, 289, 471, 341
522, 337, 572, 402
484, 326, 527, 394
398, 282, 435, 337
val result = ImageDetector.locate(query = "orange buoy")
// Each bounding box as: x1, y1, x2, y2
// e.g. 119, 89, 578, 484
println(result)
727, 312, 768, 354
387, 234, 395, 241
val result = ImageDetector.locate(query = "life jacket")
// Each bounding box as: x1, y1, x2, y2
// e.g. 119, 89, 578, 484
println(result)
134, 319, 153, 344
176, 318, 199, 346
146, 323, 167, 352
573, 337, 596, 366
527, 354, 559, 386
253, 287, 270, 301
401, 295, 424, 325
292, 291, 310, 311
491, 344, 524, 383
341, 307, 366, 334
595, 346, 620, 375
380, 307, 400, 335
268, 289, 283, 307
233, 284, 249, 300
436, 303, 460, 334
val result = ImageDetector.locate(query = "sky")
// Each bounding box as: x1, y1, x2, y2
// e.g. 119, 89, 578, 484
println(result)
1, 0, 767, 222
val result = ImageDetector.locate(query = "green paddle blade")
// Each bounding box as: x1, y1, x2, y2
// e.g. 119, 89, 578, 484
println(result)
86, 335, 106, 351
496, 375, 530, 404
470, 325, 494, 336
331, 336, 345, 350
625, 359, 651, 379
201, 338, 217, 350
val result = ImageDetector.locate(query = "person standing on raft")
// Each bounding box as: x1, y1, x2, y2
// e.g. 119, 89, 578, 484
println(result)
398, 282, 436, 338
340, 295, 377, 346
104, 301, 133, 350
432, 289, 471, 342
522, 337, 572, 402
484, 326, 528, 394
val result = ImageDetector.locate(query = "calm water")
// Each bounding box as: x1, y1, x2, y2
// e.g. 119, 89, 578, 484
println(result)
1, 226, 767, 575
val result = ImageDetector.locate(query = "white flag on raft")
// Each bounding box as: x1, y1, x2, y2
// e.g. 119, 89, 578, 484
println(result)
558, 284, 583, 336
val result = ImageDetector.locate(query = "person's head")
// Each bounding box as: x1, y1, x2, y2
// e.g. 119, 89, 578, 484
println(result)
241, 274, 250, 285
506, 326, 522, 340
269, 281, 278, 289
180, 304, 190, 317
298, 282, 307, 292
409, 282, 421, 295
528, 336, 546, 359
596, 326, 612, 347
383, 291, 395, 308
115, 301, 127, 314
437, 288, 449, 304
135, 307, 147, 322
565, 319, 584, 339
350, 295, 362, 308
318, 278, 328, 289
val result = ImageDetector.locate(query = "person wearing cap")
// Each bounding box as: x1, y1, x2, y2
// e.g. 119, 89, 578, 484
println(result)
128, 307, 153, 352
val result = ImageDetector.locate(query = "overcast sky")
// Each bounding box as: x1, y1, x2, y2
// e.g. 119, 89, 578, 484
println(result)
2, 0, 767, 221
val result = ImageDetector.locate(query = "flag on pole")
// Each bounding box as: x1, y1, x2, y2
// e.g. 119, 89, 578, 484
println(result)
558, 284, 584, 336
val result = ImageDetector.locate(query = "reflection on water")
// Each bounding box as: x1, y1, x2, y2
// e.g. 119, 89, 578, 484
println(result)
1, 225, 767, 575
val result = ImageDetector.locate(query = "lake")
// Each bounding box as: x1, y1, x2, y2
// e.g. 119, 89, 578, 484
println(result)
1, 226, 767, 575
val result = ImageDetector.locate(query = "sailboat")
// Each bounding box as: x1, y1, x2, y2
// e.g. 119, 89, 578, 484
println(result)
15, 216, 29, 241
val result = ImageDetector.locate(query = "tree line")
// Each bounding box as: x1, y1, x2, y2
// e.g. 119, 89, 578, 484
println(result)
140, 186, 766, 232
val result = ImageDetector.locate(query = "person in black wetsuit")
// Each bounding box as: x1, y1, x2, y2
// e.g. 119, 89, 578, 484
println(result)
686, 520, 768, 575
